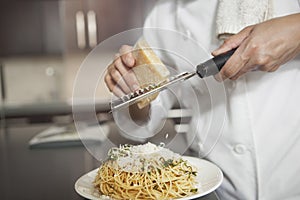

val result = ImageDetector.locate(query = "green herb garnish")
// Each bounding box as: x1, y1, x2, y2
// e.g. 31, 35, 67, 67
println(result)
191, 171, 197, 176
190, 188, 198, 193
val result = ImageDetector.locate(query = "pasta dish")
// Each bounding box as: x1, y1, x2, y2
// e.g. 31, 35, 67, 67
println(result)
94, 143, 198, 200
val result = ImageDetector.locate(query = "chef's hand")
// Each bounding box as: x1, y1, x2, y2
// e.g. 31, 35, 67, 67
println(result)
105, 45, 139, 97
105, 45, 150, 121
212, 13, 300, 81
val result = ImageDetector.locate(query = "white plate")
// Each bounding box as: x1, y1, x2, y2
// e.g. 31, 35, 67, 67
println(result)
75, 156, 223, 200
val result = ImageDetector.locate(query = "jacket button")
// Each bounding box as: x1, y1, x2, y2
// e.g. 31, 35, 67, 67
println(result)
185, 30, 191, 38
183, 29, 192, 40
233, 144, 246, 154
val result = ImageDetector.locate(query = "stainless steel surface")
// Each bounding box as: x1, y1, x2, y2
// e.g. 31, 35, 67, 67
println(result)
0, 101, 110, 120
111, 71, 196, 111
87, 10, 97, 48
76, 11, 86, 49
0, 123, 98, 200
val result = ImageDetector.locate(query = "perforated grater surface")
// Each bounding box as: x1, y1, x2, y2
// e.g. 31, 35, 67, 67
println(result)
110, 72, 196, 111
110, 48, 236, 111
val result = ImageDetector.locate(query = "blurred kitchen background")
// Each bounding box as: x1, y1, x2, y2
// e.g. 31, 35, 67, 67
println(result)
0, 1, 218, 200
0, 0, 156, 107
0, 1, 157, 200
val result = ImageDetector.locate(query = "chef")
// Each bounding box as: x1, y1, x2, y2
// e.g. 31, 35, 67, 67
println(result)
105, 0, 300, 199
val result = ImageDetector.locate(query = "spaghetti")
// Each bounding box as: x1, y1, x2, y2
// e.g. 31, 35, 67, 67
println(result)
94, 143, 198, 200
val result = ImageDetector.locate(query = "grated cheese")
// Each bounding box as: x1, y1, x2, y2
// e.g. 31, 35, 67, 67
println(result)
107, 142, 181, 173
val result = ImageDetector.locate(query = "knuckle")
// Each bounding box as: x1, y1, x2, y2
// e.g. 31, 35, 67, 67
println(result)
265, 64, 279, 72
220, 36, 240, 50
268, 68, 277, 72
223, 39, 233, 47
119, 45, 126, 53
229, 76, 238, 80
116, 60, 126, 72
245, 40, 259, 52
239, 50, 251, 63
106, 84, 113, 93
259, 65, 270, 72
223, 38, 230, 45
256, 55, 269, 66
113, 53, 120, 60
110, 68, 120, 79
243, 25, 254, 32
107, 63, 115, 72
104, 76, 113, 92
114, 57, 122, 68
115, 56, 127, 70
124, 54, 131, 61
222, 68, 235, 78
105, 74, 112, 83
120, 45, 132, 54
104, 74, 109, 83
270, 65, 280, 72
120, 45, 127, 50
240, 53, 249, 63
120, 54, 128, 64
213, 73, 222, 82
249, 42, 258, 52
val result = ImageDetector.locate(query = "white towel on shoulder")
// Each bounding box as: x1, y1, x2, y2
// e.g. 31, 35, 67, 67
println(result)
216, 0, 273, 39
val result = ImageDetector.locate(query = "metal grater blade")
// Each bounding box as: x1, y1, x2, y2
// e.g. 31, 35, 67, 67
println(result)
121, 84, 158, 102
110, 71, 196, 111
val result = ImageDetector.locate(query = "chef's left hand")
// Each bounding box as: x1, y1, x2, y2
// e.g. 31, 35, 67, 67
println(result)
212, 13, 300, 81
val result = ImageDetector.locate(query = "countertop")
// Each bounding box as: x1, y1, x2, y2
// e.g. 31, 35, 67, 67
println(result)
0, 122, 219, 200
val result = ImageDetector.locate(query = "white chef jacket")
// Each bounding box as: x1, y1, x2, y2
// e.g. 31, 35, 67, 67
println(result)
113, 1, 300, 199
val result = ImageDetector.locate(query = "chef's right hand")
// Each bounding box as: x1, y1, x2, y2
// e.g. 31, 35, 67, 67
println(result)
105, 45, 140, 97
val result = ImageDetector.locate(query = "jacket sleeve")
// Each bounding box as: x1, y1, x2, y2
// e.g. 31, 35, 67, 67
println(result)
112, 89, 176, 142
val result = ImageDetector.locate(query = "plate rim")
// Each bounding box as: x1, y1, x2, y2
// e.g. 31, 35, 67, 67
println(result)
178, 156, 223, 199
75, 156, 223, 200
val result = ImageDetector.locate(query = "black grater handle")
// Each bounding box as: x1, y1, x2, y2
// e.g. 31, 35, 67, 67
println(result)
196, 48, 237, 78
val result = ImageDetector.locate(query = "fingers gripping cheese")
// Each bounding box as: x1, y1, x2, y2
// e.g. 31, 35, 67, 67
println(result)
132, 38, 170, 109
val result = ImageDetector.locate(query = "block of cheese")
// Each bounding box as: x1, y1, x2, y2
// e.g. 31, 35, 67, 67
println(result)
132, 38, 170, 109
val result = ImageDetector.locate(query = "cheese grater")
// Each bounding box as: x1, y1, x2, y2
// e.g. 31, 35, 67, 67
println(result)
110, 48, 236, 111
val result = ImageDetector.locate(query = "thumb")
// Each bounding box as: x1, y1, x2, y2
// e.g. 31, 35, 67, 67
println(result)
212, 25, 254, 56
